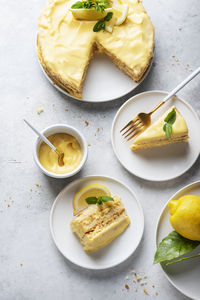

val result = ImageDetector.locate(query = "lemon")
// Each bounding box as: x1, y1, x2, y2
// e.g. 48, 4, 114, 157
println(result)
70, 8, 112, 21
113, 4, 129, 26
168, 195, 200, 241
73, 184, 111, 215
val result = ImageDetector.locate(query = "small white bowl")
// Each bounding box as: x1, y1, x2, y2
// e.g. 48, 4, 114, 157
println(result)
34, 124, 88, 179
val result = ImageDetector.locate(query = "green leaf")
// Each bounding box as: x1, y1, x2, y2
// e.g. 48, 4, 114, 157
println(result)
166, 253, 200, 265
99, 196, 114, 202
164, 108, 176, 124
163, 123, 172, 138
97, 198, 103, 205
104, 11, 113, 21
153, 231, 200, 264
71, 1, 84, 9
85, 197, 98, 204
93, 20, 106, 32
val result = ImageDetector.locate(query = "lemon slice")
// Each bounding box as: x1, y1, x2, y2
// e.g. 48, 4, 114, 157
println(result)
113, 4, 129, 25
73, 184, 111, 215
70, 8, 112, 21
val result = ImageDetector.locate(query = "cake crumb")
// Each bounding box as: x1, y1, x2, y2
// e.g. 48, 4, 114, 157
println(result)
125, 284, 129, 290
65, 106, 68, 111
140, 281, 145, 286
136, 275, 142, 281
88, 142, 91, 146
152, 285, 155, 288
8, 203, 10, 207
131, 269, 137, 274
35, 184, 39, 187
143, 288, 148, 295
37, 107, 44, 115
172, 55, 175, 58
144, 275, 147, 279
155, 292, 158, 296
20, 263, 23, 267
125, 276, 129, 280
30, 188, 32, 192
85, 121, 89, 126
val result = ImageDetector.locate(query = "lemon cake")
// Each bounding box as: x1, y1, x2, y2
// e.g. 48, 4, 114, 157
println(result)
37, 0, 154, 99
131, 106, 189, 150
70, 195, 130, 252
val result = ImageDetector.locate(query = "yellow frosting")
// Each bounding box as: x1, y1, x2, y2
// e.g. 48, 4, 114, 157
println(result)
133, 106, 188, 145
38, 0, 154, 89
39, 133, 82, 174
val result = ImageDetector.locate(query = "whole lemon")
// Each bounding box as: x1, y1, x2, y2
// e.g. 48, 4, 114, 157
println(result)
168, 195, 200, 241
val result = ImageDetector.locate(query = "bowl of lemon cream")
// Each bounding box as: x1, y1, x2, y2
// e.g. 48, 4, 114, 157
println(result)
34, 124, 88, 178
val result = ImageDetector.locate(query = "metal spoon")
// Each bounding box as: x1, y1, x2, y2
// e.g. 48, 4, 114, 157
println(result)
24, 119, 64, 167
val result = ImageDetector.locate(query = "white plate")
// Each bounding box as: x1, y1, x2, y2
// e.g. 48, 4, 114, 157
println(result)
50, 175, 144, 270
156, 181, 200, 300
39, 53, 152, 103
111, 91, 200, 181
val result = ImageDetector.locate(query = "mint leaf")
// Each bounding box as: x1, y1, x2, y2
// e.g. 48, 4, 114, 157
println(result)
104, 11, 113, 21
93, 12, 113, 32
93, 20, 106, 32
99, 196, 114, 202
71, 1, 83, 8
164, 108, 176, 124
153, 231, 200, 265
163, 108, 176, 138
85, 197, 98, 204
163, 123, 172, 138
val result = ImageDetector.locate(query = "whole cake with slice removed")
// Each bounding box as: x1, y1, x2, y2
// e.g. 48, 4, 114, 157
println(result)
70, 195, 130, 252
131, 106, 189, 150
37, 0, 154, 99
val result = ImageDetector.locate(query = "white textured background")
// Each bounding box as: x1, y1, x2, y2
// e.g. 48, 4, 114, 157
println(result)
0, 0, 200, 299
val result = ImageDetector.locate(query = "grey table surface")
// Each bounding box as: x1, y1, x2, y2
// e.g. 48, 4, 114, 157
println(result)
1, 0, 200, 299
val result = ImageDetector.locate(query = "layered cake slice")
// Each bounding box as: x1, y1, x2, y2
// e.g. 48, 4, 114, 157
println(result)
131, 106, 188, 150
70, 195, 130, 252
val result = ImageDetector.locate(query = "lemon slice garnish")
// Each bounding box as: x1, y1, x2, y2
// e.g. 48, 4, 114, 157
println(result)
72, 184, 111, 215
113, 4, 129, 25
70, 8, 112, 21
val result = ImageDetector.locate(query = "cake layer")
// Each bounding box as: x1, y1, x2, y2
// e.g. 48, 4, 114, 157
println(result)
70, 196, 130, 252
37, 0, 154, 98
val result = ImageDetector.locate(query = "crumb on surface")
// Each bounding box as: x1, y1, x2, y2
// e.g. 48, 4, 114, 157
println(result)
20, 263, 23, 267
37, 107, 44, 114
125, 276, 129, 280
143, 288, 149, 295
65, 106, 68, 111
85, 121, 89, 126
35, 184, 39, 187
131, 269, 136, 274
125, 284, 129, 290
136, 275, 142, 281
155, 292, 158, 296
88, 142, 91, 146
152, 285, 155, 288
8, 203, 10, 207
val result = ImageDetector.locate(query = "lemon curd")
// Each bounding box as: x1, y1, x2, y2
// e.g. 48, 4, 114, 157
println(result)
39, 133, 82, 174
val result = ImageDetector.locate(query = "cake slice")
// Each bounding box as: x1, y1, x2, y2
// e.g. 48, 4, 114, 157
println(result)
70, 196, 130, 252
131, 106, 188, 150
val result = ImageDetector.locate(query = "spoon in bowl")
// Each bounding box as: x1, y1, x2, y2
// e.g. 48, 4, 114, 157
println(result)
23, 119, 65, 167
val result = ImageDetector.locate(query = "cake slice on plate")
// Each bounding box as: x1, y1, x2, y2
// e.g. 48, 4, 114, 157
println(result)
130, 106, 188, 150
70, 195, 130, 252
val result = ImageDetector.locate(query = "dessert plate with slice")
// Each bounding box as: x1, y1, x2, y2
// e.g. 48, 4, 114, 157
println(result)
50, 175, 144, 269
111, 91, 200, 181
156, 181, 200, 300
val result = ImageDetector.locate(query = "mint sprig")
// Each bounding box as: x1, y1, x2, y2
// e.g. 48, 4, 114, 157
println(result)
93, 12, 113, 32
86, 195, 114, 206
71, 0, 110, 13
163, 108, 176, 138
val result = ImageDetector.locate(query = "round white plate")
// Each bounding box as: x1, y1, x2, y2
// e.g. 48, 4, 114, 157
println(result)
50, 175, 144, 270
111, 91, 200, 181
156, 181, 200, 300
39, 53, 152, 103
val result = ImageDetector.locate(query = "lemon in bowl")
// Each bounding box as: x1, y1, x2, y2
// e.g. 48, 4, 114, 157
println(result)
168, 195, 200, 241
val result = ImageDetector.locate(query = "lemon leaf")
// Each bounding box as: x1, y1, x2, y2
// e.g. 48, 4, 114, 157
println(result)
166, 253, 200, 265
153, 231, 200, 264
